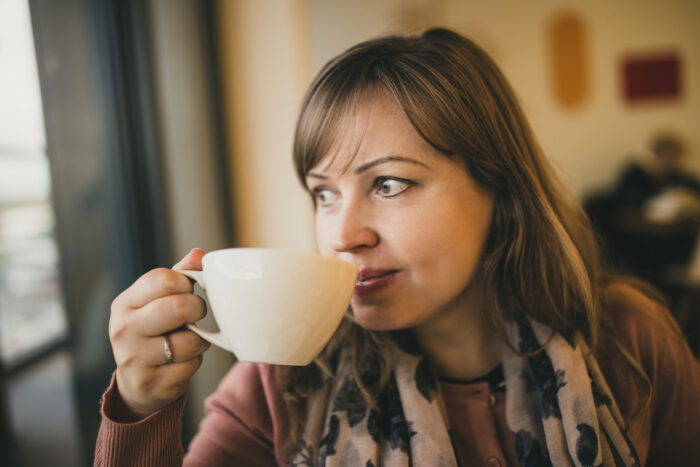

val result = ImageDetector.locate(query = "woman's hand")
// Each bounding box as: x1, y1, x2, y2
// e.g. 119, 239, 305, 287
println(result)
109, 248, 211, 418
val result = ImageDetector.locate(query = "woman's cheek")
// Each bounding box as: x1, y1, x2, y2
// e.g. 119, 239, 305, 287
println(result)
314, 218, 334, 255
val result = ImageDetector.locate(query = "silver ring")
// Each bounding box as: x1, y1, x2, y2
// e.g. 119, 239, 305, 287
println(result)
163, 334, 174, 364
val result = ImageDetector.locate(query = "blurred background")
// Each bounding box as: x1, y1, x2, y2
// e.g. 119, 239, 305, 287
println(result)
0, 0, 698, 465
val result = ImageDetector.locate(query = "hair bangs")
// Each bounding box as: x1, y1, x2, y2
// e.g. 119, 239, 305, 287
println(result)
294, 60, 383, 188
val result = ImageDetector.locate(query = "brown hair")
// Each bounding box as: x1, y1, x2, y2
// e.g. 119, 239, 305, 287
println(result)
282, 27, 659, 447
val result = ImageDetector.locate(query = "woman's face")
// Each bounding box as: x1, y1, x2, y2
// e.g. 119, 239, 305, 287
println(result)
306, 94, 494, 331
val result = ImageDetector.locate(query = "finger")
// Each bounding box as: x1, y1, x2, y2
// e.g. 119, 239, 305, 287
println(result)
117, 268, 194, 310
154, 355, 204, 393
173, 248, 205, 271
155, 329, 210, 365
137, 293, 207, 337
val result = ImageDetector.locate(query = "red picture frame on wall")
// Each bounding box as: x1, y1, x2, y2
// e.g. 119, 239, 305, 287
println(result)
622, 52, 682, 103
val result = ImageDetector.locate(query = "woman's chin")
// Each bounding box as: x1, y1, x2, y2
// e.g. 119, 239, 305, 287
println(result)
350, 305, 411, 332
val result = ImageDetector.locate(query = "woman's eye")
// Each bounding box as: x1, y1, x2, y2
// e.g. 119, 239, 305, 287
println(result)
314, 188, 338, 206
376, 178, 411, 197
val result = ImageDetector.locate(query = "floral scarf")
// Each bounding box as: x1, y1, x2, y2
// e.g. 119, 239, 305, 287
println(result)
286, 318, 639, 466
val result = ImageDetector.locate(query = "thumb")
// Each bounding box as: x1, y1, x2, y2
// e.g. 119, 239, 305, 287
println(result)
172, 248, 206, 271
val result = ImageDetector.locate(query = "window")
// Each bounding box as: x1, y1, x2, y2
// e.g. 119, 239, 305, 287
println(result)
0, 0, 67, 369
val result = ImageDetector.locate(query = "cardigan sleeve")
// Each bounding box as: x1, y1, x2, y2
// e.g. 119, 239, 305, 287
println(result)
94, 374, 186, 467
94, 363, 290, 467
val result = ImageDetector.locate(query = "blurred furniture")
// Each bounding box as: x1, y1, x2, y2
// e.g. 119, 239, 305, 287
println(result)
586, 189, 700, 356
613, 211, 699, 289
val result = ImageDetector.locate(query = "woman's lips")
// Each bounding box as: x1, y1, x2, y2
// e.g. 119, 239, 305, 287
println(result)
354, 269, 399, 295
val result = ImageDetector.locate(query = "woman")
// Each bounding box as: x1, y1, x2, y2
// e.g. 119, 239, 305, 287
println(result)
96, 28, 700, 466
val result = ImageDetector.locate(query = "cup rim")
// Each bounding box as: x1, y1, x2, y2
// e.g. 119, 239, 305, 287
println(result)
203, 247, 357, 271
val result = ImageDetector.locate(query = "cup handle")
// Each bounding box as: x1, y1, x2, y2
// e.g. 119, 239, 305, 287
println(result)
174, 268, 233, 352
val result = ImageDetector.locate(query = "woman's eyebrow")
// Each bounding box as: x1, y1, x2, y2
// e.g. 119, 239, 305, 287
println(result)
306, 172, 329, 181
307, 155, 429, 180
354, 156, 429, 174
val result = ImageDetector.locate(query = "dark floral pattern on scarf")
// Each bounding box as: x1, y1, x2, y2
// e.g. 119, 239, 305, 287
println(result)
388, 331, 438, 403
515, 317, 541, 354
538, 367, 567, 418
575, 422, 600, 467
287, 318, 637, 467
382, 377, 417, 453
365, 376, 416, 454
516, 318, 567, 419
514, 430, 552, 467
390, 331, 437, 402
286, 440, 314, 467
367, 408, 380, 442
590, 379, 612, 407
333, 378, 367, 427
318, 414, 340, 466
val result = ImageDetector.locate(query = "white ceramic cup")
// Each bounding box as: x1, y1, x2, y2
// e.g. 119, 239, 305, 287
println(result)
175, 248, 357, 366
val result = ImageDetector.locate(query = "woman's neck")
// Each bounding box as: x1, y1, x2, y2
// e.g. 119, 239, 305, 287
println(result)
412, 284, 502, 381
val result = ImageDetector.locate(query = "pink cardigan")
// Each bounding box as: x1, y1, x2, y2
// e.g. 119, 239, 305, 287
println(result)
95, 288, 700, 466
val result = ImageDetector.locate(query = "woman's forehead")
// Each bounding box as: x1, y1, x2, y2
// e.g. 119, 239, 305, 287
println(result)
309, 95, 433, 175
311, 125, 366, 175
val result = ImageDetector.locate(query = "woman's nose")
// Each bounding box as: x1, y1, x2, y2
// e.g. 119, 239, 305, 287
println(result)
332, 202, 379, 253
